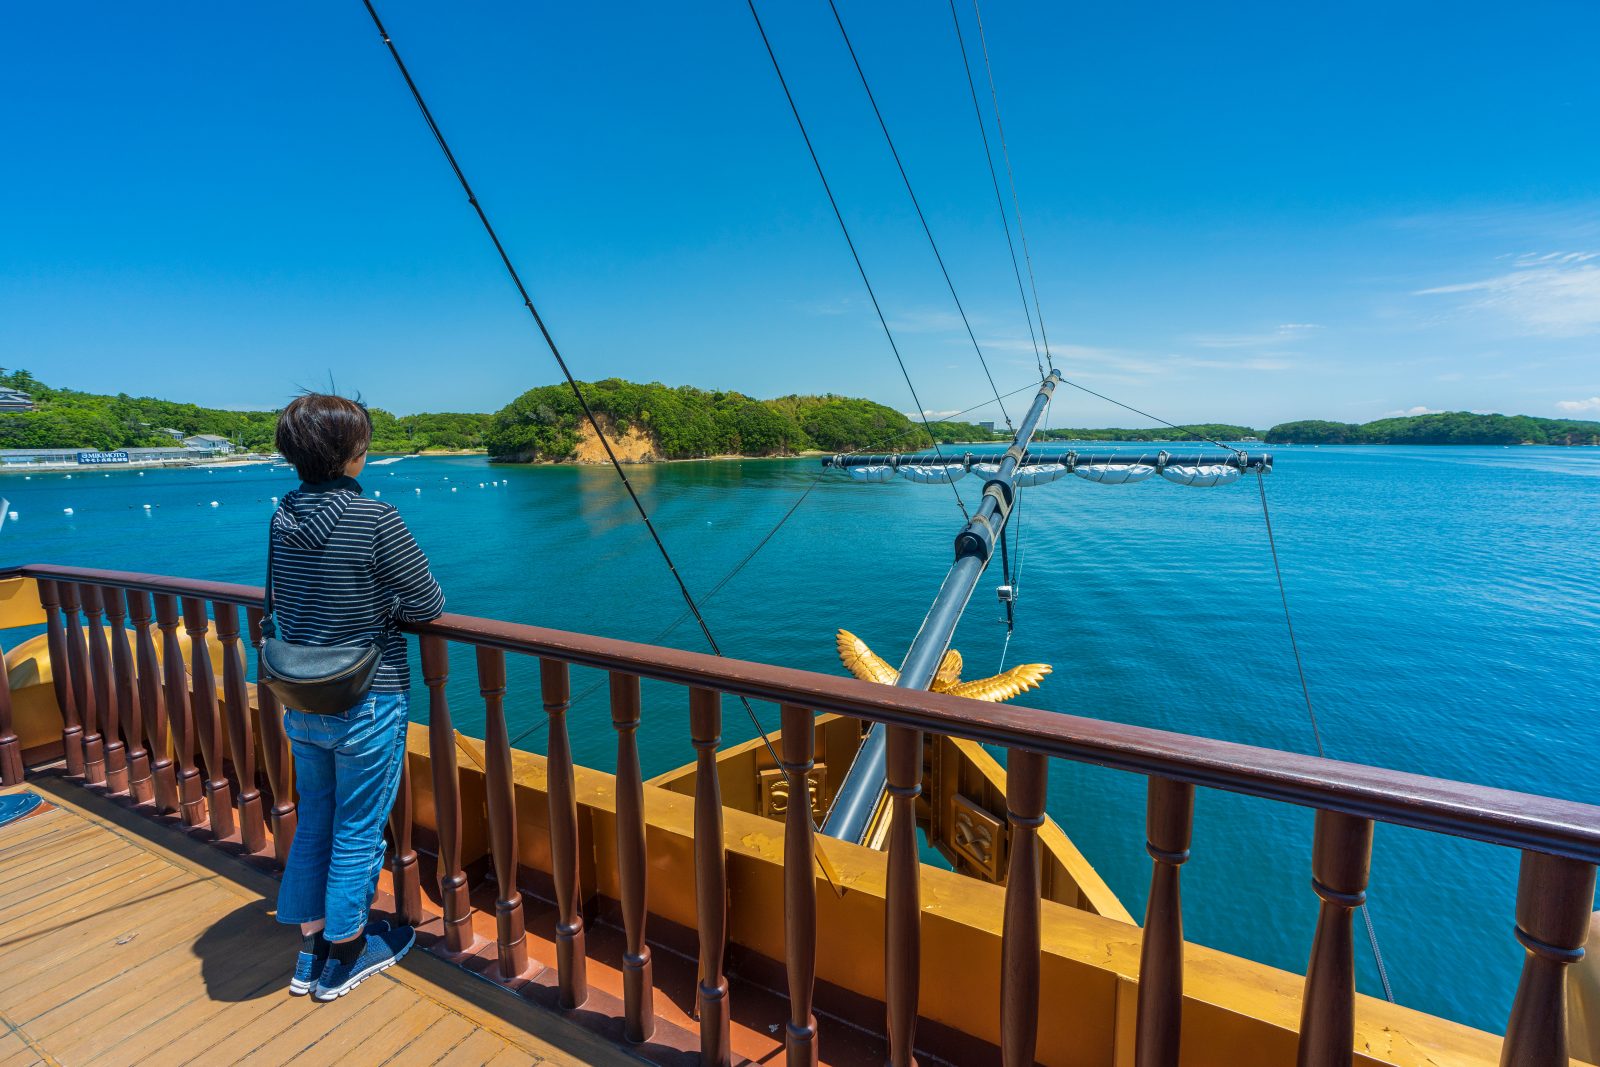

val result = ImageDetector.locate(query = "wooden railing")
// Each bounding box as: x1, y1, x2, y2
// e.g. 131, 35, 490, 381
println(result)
7, 563, 1600, 1067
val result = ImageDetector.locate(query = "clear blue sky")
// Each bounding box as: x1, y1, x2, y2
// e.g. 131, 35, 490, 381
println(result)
4, 1, 1597, 427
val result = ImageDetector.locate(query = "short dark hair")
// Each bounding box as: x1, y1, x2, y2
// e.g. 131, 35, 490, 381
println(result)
276, 393, 372, 483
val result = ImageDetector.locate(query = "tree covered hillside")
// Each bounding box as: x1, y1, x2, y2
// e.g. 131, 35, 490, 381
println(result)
0, 369, 491, 453
484, 379, 995, 461
1266, 412, 1600, 445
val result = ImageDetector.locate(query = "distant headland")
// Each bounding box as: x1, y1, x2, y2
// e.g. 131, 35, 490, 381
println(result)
1, 369, 1595, 468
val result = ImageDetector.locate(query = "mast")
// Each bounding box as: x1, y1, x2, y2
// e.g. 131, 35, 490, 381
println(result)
821, 369, 1062, 844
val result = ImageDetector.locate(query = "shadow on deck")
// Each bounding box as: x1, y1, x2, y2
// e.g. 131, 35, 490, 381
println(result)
0, 778, 637, 1067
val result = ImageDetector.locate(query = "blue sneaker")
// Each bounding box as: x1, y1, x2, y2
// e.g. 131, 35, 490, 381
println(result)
312, 924, 415, 1001
289, 919, 391, 995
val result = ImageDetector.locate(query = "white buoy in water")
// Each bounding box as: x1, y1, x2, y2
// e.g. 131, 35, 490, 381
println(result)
7, 511, 16, 521
209, 500, 219, 507
65, 474, 72, 479
373, 490, 381, 498
450, 487, 457, 493
142, 504, 152, 510
414, 488, 422, 494
271, 496, 278, 503
63, 507, 74, 515
478, 482, 484, 488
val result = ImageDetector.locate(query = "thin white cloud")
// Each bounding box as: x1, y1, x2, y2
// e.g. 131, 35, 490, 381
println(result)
1382, 405, 1441, 417
907, 408, 963, 419
1188, 323, 1323, 349
1556, 396, 1600, 413
1416, 254, 1600, 337
1168, 355, 1293, 372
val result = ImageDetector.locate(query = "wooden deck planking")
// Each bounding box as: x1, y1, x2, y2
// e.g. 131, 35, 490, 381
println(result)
0, 783, 636, 1067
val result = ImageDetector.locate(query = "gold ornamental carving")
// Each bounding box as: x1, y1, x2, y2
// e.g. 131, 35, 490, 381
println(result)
949, 793, 1005, 881
760, 763, 828, 821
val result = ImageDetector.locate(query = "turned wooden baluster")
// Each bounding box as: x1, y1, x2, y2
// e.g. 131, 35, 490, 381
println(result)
104, 587, 152, 804
248, 607, 295, 863
478, 647, 528, 979
62, 583, 104, 784
691, 687, 731, 1067
0, 634, 20, 786
182, 597, 234, 839
213, 602, 265, 853
39, 580, 84, 777
129, 590, 178, 813
885, 724, 923, 1067
542, 659, 589, 1007
1000, 750, 1048, 1067
610, 670, 650, 1038
1135, 777, 1195, 1067
1501, 851, 1598, 1066
89, 589, 127, 796
155, 593, 204, 824
422, 635, 472, 952
387, 750, 424, 926
781, 704, 818, 1067
82, 585, 128, 794
1296, 811, 1374, 1067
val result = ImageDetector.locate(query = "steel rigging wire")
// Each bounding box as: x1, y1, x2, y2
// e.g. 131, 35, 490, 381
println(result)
947, 0, 1043, 381
1256, 468, 1395, 1002
744, 0, 971, 522
967, 0, 1055, 372
515, 377, 1048, 749
356, 0, 809, 811
823, 0, 1016, 431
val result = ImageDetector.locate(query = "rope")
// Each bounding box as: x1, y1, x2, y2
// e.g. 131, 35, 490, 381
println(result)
947, 0, 1042, 380
357, 0, 790, 777
1256, 470, 1395, 1002
745, 0, 969, 522
1055, 375, 1245, 457
969, 0, 1054, 372
823, 0, 1015, 431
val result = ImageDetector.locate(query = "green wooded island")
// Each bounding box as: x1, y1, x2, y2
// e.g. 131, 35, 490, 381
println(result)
3, 369, 1596, 460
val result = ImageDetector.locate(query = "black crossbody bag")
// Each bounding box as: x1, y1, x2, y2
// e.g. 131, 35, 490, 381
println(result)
257, 519, 386, 715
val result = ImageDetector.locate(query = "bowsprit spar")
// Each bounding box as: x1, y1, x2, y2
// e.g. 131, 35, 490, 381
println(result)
357, 0, 1393, 1002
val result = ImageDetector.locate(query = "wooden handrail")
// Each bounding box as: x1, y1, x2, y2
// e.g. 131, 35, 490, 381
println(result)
9, 562, 1599, 1064
9, 562, 1598, 863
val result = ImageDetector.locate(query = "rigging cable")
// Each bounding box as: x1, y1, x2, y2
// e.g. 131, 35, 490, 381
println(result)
518, 377, 1049, 748
1256, 469, 1395, 1002
947, 0, 1043, 380
969, 0, 1054, 371
356, 0, 801, 784
745, 0, 970, 522
823, 0, 1015, 430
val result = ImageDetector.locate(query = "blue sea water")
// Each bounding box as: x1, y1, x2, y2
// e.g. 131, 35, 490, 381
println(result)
6, 446, 1598, 1033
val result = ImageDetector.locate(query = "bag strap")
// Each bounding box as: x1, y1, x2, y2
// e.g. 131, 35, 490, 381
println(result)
261, 517, 278, 639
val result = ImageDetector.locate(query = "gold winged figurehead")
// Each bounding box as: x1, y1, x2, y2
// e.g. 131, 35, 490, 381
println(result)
836, 629, 1051, 702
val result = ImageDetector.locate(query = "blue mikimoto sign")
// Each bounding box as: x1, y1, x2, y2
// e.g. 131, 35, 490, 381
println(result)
77, 451, 130, 464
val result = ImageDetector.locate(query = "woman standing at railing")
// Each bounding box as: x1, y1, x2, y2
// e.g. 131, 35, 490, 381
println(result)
264, 393, 445, 1001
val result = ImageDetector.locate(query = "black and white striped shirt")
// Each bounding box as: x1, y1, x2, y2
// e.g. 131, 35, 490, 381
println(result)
267, 476, 444, 693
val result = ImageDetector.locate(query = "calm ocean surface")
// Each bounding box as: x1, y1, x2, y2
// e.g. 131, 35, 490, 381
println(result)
7, 445, 1598, 1032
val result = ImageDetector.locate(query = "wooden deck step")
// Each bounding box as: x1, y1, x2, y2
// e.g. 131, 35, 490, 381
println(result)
0, 781, 638, 1067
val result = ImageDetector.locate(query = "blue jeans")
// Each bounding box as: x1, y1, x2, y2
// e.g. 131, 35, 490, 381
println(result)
275, 692, 409, 941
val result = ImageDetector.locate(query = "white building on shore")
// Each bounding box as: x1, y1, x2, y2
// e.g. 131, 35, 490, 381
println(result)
0, 437, 241, 470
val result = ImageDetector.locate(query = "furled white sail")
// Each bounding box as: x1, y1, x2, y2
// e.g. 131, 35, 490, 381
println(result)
1014, 463, 1070, 487
1073, 463, 1156, 484
848, 465, 896, 483
898, 464, 968, 484
1159, 464, 1241, 487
